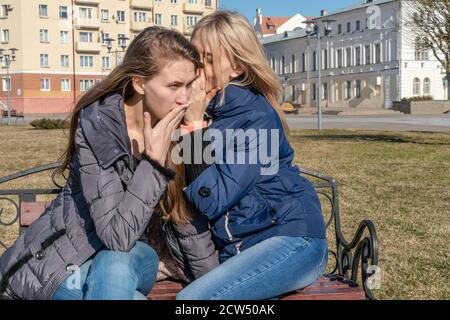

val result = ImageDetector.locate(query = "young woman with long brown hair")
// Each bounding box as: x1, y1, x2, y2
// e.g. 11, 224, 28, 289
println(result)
0, 27, 218, 300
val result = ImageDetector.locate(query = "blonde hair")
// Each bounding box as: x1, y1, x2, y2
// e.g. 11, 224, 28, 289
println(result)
59, 27, 201, 225
192, 11, 290, 135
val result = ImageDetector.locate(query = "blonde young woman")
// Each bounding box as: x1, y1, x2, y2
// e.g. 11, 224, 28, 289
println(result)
0, 27, 218, 300
176, 11, 328, 300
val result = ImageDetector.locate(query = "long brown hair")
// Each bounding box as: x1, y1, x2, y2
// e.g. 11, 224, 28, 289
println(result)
192, 11, 290, 135
58, 27, 202, 225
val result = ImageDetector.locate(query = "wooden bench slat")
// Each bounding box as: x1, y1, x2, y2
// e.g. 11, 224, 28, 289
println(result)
147, 277, 366, 300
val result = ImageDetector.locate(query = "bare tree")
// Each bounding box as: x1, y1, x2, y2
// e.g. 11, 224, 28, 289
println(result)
404, 0, 450, 100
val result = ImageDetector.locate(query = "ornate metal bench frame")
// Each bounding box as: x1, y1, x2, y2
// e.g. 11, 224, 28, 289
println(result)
0, 163, 379, 300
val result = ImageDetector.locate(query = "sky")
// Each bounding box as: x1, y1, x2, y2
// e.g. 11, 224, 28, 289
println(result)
219, 0, 358, 23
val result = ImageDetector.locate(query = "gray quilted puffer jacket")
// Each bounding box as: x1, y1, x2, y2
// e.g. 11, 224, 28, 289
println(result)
0, 93, 219, 300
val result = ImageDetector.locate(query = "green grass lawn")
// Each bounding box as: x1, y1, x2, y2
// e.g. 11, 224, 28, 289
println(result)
0, 125, 449, 299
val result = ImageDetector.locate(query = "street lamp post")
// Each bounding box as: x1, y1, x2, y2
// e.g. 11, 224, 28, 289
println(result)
305, 19, 334, 131
105, 35, 130, 67
0, 48, 18, 126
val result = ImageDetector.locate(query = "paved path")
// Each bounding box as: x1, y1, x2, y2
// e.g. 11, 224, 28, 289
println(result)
286, 115, 450, 132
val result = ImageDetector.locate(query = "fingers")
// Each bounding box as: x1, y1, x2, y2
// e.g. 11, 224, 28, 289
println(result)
157, 105, 188, 127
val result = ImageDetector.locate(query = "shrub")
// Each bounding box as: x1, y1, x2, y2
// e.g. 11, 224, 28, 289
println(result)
30, 118, 69, 129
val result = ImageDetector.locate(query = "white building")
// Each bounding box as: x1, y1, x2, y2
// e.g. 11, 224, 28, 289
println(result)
261, 0, 448, 109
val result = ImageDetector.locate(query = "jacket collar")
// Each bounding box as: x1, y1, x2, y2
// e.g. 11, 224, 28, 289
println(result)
79, 93, 132, 169
206, 77, 257, 119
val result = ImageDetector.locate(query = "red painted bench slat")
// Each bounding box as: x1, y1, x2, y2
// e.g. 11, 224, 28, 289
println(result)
147, 278, 366, 300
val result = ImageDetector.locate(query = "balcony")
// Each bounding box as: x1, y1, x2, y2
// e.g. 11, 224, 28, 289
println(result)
131, 0, 153, 10
131, 20, 152, 32
76, 41, 101, 53
74, 0, 100, 5
183, 2, 205, 14
75, 18, 101, 29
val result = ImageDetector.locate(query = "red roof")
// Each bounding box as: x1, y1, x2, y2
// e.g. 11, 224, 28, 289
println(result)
260, 16, 290, 35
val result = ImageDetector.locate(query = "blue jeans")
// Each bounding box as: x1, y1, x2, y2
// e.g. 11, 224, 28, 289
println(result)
176, 236, 328, 300
52, 241, 159, 300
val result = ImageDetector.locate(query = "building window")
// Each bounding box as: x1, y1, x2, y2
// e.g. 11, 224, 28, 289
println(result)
365, 45, 371, 65
0, 5, 10, 18
338, 24, 342, 34
2, 77, 10, 92
271, 57, 276, 72
1, 29, 9, 43
102, 56, 110, 69
134, 11, 147, 22
423, 78, 430, 95
322, 83, 328, 100
312, 51, 317, 71
292, 54, 296, 73
281, 56, 286, 74
415, 37, 429, 61
80, 79, 95, 92
346, 48, 352, 67
375, 43, 381, 64
356, 20, 360, 31
301, 52, 306, 72
155, 14, 162, 25
116, 10, 126, 23
40, 78, 50, 91
79, 32, 93, 43
337, 49, 343, 68
101, 32, 110, 45
312, 83, 316, 100
347, 22, 351, 33
79, 7, 93, 19
101, 9, 109, 21
323, 50, 328, 70
345, 81, 351, 99
39, 4, 48, 17
80, 55, 94, 68
40, 54, 49, 67
118, 34, 127, 47
61, 55, 69, 67
59, 6, 68, 19
355, 46, 361, 66
205, 0, 212, 7
40, 29, 49, 43
61, 79, 71, 91
355, 80, 361, 98
188, 0, 198, 3
171, 0, 178, 3
60, 31, 69, 44
171, 15, 178, 26
186, 16, 199, 26
413, 78, 421, 95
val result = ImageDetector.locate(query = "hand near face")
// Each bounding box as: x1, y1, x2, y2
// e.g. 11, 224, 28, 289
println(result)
183, 69, 220, 126
143, 105, 188, 166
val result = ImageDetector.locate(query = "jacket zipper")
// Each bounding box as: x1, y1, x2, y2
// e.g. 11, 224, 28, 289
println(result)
236, 241, 242, 254
224, 211, 233, 241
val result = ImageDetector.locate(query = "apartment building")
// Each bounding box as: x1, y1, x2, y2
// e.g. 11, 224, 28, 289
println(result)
261, 0, 447, 109
0, 0, 218, 114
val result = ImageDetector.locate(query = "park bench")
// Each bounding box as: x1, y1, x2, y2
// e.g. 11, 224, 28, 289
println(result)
0, 163, 379, 300
1, 109, 25, 124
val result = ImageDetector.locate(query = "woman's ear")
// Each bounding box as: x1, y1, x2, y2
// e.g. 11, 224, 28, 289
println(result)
132, 77, 145, 95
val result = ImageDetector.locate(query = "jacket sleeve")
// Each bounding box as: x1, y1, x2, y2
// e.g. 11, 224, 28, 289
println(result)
75, 125, 174, 252
163, 212, 219, 282
183, 113, 279, 221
